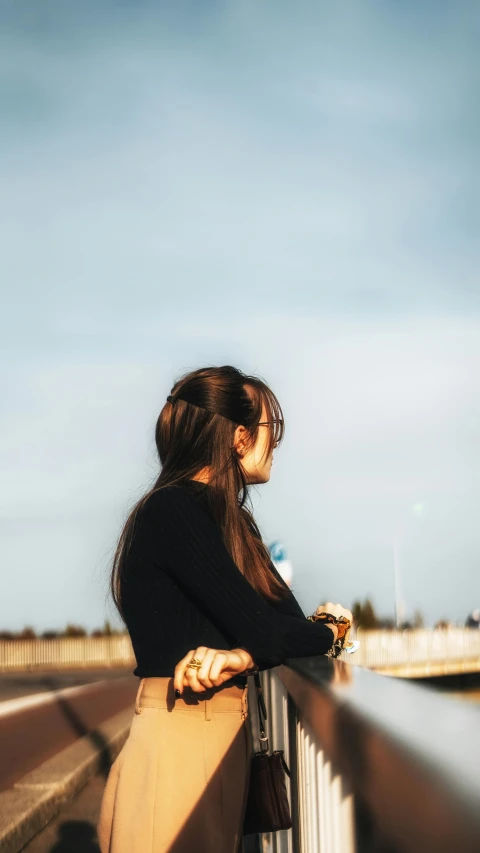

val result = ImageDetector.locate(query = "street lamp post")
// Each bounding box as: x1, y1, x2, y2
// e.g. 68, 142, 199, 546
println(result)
393, 534, 405, 628
393, 502, 426, 629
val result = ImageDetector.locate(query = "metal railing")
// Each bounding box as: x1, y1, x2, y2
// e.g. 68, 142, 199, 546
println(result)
258, 657, 480, 853
0, 635, 135, 671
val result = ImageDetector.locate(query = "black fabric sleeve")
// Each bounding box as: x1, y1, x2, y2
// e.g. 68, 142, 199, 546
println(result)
137, 486, 335, 669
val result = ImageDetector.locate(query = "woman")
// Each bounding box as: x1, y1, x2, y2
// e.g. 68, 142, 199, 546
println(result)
97, 365, 351, 853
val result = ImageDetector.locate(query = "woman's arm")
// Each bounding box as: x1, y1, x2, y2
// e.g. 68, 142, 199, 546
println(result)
173, 630, 338, 695
137, 486, 336, 669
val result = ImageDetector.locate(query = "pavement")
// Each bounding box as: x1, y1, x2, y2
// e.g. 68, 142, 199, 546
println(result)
0, 668, 262, 853
0, 668, 134, 704
0, 670, 138, 791
21, 774, 262, 853
20, 773, 106, 853
0, 668, 138, 853
0, 705, 132, 853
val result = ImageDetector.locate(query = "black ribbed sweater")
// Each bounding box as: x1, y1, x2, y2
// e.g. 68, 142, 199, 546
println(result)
121, 479, 334, 680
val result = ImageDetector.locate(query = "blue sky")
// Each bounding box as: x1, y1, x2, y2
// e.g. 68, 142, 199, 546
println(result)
1, 0, 479, 631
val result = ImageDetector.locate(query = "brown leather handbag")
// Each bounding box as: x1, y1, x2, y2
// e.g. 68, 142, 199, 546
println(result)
243, 673, 292, 835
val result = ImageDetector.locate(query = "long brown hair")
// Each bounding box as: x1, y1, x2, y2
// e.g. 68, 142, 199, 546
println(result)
110, 365, 288, 621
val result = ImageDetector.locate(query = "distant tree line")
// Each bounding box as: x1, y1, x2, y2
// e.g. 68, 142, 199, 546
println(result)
351, 598, 425, 630
351, 599, 478, 630
0, 620, 127, 640
2, 607, 478, 640
350, 598, 425, 629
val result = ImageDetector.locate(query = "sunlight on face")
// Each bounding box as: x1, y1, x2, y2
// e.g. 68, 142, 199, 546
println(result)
237, 404, 275, 485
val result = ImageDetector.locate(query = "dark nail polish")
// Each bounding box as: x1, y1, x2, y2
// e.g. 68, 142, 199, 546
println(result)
174, 689, 181, 698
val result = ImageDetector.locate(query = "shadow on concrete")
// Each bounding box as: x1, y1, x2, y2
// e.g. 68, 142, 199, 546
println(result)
48, 820, 100, 852
41, 676, 116, 778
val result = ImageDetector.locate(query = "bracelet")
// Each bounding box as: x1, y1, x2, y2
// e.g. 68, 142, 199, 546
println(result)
307, 612, 352, 658
326, 641, 344, 659
335, 620, 350, 642
326, 630, 350, 659
307, 612, 338, 625
308, 613, 351, 632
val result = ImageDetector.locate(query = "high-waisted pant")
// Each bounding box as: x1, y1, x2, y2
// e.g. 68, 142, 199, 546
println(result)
97, 677, 252, 853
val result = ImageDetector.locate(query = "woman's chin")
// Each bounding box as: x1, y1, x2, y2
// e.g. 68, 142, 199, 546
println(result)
245, 470, 271, 486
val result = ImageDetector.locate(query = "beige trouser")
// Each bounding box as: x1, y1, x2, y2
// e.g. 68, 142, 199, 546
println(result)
97, 677, 252, 853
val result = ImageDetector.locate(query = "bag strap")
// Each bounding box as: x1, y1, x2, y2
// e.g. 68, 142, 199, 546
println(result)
252, 675, 292, 777
253, 672, 269, 753
278, 752, 291, 778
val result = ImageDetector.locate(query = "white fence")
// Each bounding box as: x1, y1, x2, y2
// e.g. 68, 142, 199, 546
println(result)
1, 629, 479, 673
258, 670, 356, 853
295, 720, 356, 853
0, 635, 135, 671
347, 627, 480, 672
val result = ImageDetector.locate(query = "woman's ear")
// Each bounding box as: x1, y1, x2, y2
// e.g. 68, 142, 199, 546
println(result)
233, 424, 249, 458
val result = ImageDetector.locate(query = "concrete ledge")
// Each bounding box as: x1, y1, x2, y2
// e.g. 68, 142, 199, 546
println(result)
0, 707, 132, 853
376, 658, 480, 677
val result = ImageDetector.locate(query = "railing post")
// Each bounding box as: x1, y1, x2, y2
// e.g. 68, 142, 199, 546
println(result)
287, 693, 301, 853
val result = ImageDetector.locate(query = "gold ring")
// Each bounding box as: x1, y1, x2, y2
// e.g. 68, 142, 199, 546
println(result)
187, 657, 202, 670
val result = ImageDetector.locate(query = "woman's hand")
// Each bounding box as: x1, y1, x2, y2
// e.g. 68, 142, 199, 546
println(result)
174, 646, 255, 695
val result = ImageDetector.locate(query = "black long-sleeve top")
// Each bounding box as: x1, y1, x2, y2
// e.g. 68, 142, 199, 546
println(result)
121, 479, 334, 681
